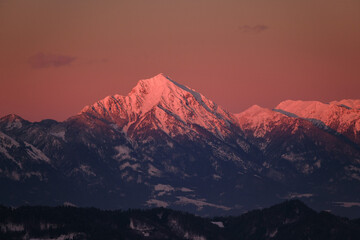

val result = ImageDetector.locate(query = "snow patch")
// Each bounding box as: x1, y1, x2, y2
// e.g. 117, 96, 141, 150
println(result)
314, 160, 321, 168
25, 142, 51, 163
345, 165, 360, 180
119, 162, 140, 171
179, 187, 193, 192
269, 228, 278, 238
79, 165, 96, 176
175, 196, 230, 211
146, 199, 169, 208
63, 202, 77, 207
51, 130, 66, 141
211, 221, 224, 228
148, 164, 162, 177
0, 131, 20, 148
154, 184, 174, 192
0, 132, 21, 165
129, 218, 153, 237
168, 218, 207, 240
167, 141, 174, 148
114, 145, 132, 160
236, 139, 250, 153
212, 174, 222, 180
0, 146, 16, 162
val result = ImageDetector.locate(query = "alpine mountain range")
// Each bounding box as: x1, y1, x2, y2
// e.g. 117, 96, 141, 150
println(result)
1, 73, 360, 217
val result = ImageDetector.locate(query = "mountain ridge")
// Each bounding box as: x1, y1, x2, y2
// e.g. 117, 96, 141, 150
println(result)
1, 74, 360, 218
79, 73, 236, 140
1, 200, 360, 240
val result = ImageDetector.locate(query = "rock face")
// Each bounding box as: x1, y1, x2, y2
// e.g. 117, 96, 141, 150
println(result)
0, 74, 360, 217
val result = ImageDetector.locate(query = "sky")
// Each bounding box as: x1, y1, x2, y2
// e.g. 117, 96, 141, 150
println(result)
0, 0, 359, 122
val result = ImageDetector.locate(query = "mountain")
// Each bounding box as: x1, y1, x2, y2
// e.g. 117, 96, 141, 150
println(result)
216, 200, 360, 240
1, 200, 360, 240
275, 100, 360, 145
80, 73, 237, 139
0, 74, 360, 218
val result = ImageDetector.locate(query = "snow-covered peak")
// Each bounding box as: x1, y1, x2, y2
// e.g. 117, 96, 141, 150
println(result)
275, 99, 360, 143
235, 105, 292, 138
275, 100, 360, 121
275, 100, 329, 118
80, 74, 235, 138
126, 73, 197, 115
135, 73, 171, 87
81, 73, 219, 116
130, 73, 172, 98
236, 105, 275, 117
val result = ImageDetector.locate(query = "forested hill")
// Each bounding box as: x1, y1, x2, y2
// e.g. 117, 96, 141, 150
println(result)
1, 200, 360, 240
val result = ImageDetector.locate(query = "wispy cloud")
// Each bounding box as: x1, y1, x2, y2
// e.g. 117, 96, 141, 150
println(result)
238, 24, 269, 34
28, 53, 76, 68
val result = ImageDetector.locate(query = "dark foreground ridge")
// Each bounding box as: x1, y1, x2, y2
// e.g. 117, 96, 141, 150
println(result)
1, 200, 360, 240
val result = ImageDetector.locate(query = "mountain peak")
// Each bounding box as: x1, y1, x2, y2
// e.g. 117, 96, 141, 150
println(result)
236, 104, 289, 138
1, 114, 24, 121
154, 72, 170, 80
236, 105, 284, 119
80, 74, 235, 138
80, 73, 178, 116
127, 73, 193, 115
0, 114, 28, 130
241, 105, 269, 115
274, 99, 360, 118
131, 73, 176, 95
275, 100, 327, 112
132, 73, 195, 95
137, 73, 172, 86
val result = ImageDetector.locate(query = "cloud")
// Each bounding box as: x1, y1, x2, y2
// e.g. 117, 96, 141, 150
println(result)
238, 24, 269, 34
28, 53, 76, 68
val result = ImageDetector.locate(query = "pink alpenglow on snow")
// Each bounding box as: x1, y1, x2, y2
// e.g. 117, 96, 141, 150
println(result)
81, 74, 236, 139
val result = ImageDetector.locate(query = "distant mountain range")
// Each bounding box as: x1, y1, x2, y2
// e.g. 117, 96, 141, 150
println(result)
1, 73, 359, 217
1, 200, 360, 240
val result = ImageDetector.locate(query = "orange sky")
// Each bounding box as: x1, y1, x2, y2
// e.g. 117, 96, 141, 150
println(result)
0, 0, 359, 121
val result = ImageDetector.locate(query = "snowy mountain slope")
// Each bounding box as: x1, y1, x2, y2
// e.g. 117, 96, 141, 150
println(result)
236, 105, 360, 180
331, 99, 360, 110
80, 73, 238, 140
275, 100, 360, 145
236, 105, 296, 139
0, 75, 262, 214
0, 74, 360, 217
